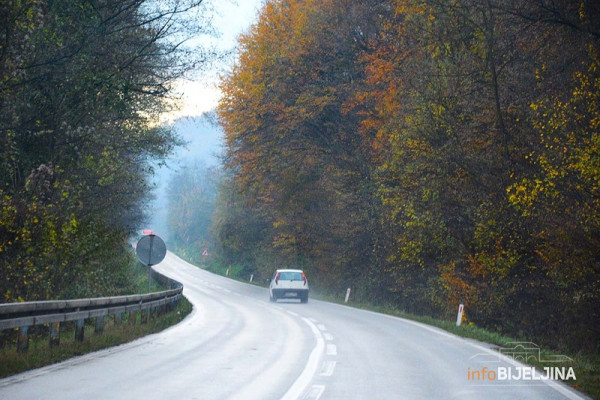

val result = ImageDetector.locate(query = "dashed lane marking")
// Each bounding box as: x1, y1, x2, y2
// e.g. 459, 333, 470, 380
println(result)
320, 361, 336, 377
326, 344, 337, 356
302, 385, 325, 400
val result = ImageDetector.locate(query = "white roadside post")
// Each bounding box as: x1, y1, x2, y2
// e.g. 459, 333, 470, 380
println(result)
250, 274, 254, 283
456, 303, 464, 326
345, 288, 351, 303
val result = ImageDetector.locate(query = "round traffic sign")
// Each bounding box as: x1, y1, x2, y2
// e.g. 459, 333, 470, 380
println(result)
136, 234, 166, 266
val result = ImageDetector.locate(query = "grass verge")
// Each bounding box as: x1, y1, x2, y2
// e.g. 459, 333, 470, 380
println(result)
0, 297, 192, 379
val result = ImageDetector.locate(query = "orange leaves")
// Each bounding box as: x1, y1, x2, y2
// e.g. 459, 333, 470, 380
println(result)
216, 0, 600, 351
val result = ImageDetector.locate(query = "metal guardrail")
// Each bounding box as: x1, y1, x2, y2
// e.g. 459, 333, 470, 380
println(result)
0, 269, 183, 351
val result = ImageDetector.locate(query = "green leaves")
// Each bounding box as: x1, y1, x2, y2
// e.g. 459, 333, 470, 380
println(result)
1, 0, 210, 301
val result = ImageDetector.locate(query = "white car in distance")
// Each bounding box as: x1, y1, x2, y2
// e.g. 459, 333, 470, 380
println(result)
269, 269, 309, 303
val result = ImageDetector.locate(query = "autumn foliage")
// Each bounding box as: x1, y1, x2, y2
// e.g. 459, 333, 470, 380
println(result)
216, 0, 600, 352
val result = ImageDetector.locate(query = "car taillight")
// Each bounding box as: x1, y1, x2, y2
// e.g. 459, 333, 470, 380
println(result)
275, 272, 280, 285
302, 273, 307, 286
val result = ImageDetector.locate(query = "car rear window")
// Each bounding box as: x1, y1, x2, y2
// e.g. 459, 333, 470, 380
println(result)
279, 272, 303, 281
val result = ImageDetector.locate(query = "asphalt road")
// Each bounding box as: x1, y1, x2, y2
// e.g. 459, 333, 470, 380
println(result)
0, 252, 588, 400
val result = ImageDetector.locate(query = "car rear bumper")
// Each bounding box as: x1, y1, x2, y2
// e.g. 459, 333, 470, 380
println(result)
272, 289, 309, 298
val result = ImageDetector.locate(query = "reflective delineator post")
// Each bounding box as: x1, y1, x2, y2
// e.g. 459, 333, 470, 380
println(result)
456, 303, 464, 326
250, 274, 254, 283
345, 288, 351, 303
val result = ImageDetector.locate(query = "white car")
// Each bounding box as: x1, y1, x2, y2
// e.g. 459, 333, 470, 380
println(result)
269, 269, 309, 303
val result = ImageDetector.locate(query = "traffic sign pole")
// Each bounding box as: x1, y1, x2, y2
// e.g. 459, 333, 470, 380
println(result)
147, 235, 156, 292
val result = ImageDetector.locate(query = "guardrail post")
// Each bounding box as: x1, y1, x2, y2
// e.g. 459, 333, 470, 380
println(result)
49, 322, 60, 348
141, 308, 148, 323
17, 326, 29, 353
95, 316, 104, 334
75, 319, 85, 342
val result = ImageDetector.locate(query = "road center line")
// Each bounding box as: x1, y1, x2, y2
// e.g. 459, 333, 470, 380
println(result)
280, 318, 325, 400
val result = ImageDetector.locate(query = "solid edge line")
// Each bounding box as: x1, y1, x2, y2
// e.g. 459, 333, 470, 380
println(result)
333, 303, 589, 400
280, 318, 325, 400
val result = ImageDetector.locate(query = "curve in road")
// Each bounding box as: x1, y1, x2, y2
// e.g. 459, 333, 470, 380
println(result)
0, 252, 588, 400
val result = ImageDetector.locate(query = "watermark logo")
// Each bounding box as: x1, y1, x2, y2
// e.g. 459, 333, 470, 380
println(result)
467, 342, 576, 384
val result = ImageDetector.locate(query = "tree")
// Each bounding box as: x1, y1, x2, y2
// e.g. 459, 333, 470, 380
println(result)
167, 161, 220, 262
218, 0, 386, 292
1, 0, 211, 301
216, 0, 599, 351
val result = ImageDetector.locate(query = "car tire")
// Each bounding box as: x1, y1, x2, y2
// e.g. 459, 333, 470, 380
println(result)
270, 293, 277, 303
300, 294, 308, 303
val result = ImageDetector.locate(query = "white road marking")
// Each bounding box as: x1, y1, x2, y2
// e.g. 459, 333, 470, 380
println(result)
287, 311, 299, 317
317, 324, 327, 331
302, 385, 325, 400
326, 344, 337, 356
345, 305, 587, 400
280, 318, 325, 400
320, 361, 336, 377
323, 333, 334, 341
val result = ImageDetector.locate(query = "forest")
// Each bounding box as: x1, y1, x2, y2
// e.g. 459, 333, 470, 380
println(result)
0, 0, 209, 301
215, 0, 600, 352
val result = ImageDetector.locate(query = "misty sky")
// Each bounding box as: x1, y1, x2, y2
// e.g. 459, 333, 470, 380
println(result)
148, 0, 264, 239
171, 0, 264, 120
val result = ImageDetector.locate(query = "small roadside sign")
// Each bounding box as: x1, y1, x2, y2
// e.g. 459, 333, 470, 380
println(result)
202, 248, 209, 257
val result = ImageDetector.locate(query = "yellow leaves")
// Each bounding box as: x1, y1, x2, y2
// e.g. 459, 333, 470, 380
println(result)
517, 50, 600, 221
507, 179, 539, 216
578, 2, 586, 21
430, 102, 446, 117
